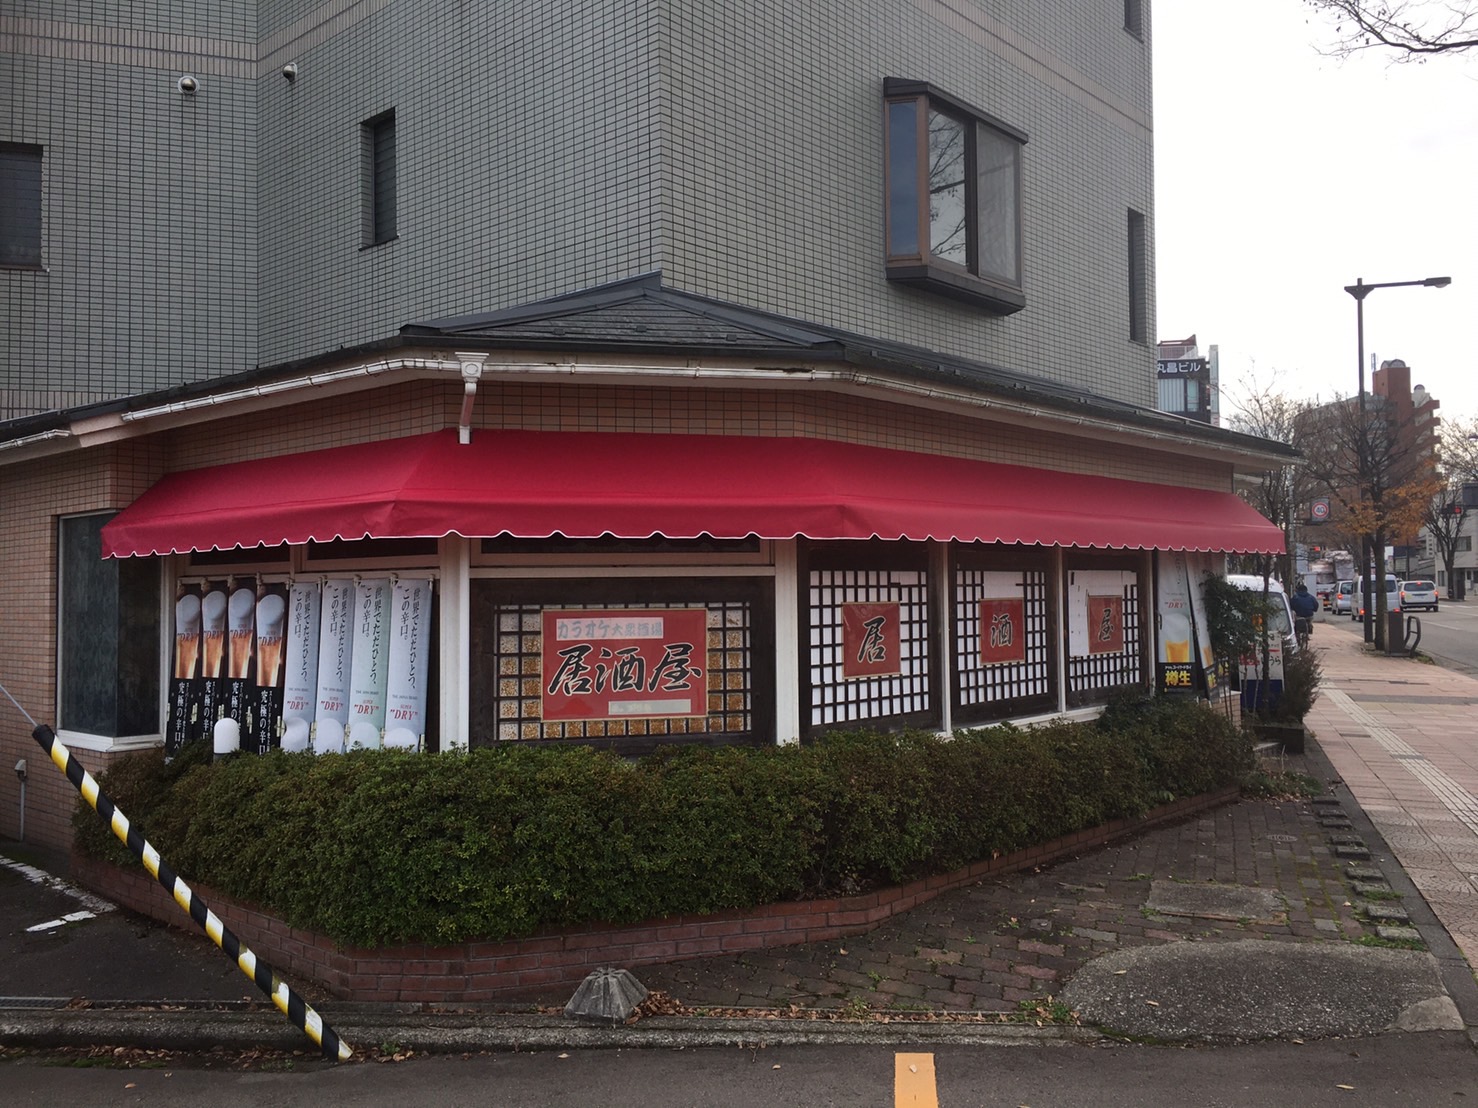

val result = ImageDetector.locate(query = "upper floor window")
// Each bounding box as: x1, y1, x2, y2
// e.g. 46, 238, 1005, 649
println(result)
883, 79, 1025, 314
1128, 208, 1148, 342
1125, 0, 1144, 39
362, 111, 397, 246
0, 143, 43, 268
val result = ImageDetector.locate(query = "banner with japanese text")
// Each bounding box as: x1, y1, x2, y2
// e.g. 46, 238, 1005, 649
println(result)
346, 578, 392, 749
841, 602, 902, 679
979, 597, 1027, 666
312, 579, 356, 753
384, 578, 434, 750
542, 608, 708, 722
280, 581, 321, 753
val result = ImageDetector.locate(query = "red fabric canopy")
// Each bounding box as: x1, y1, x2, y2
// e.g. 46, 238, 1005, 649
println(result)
100, 429, 1284, 557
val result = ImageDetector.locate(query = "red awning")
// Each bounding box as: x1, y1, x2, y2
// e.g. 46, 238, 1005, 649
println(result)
100, 429, 1284, 557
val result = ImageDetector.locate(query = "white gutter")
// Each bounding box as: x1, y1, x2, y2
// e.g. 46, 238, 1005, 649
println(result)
0, 429, 74, 456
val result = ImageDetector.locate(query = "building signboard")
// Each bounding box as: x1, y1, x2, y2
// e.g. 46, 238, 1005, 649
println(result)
542, 608, 709, 721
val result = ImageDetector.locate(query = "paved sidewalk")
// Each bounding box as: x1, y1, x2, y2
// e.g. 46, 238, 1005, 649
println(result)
1306, 616, 1478, 970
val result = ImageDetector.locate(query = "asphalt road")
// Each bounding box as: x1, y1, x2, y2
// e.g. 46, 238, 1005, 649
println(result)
3, 1035, 1477, 1106
1317, 598, 1478, 678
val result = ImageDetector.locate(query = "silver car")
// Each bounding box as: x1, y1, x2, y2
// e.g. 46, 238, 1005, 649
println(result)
1399, 579, 1439, 612
1332, 580, 1354, 615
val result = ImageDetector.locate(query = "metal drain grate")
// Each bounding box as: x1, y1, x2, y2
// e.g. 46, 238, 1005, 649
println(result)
0, 996, 70, 1010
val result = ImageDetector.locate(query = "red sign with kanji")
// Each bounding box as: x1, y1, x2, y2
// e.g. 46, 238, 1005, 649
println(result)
1087, 595, 1125, 655
841, 602, 901, 679
979, 597, 1026, 665
541, 608, 708, 722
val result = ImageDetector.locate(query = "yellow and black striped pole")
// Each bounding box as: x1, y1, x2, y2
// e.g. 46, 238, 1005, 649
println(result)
28, 721, 353, 1061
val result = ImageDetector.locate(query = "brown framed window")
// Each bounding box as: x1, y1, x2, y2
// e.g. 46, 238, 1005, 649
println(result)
0, 143, 43, 269
468, 576, 773, 752
884, 78, 1025, 314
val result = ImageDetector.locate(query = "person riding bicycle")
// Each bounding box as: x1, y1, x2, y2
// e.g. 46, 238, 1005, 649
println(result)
1291, 582, 1318, 646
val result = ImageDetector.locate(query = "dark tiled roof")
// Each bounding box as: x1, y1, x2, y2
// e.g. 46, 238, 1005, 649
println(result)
1, 272, 1297, 461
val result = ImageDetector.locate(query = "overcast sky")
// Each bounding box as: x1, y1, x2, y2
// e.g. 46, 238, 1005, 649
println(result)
1152, 0, 1478, 426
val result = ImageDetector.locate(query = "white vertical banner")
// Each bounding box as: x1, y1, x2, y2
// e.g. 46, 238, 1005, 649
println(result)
384, 578, 434, 751
281, 581, 322, 753
347, 577, 392, 749
312, 579, 357, 754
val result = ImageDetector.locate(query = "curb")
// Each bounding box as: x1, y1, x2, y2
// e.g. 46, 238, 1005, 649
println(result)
0, 1004, 1098, 1057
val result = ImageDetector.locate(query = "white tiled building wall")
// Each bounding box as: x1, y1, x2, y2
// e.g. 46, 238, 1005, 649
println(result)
3, 0, 1155, 418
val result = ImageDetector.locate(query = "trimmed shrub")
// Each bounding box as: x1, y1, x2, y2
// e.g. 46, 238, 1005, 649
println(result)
72, 697, 1251, 947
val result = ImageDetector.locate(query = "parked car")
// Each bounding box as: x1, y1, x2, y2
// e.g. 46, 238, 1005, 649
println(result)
1398, 579, 1439, 612
1332, 580, 1354, 615
1354, 575, 1401, 621
1226, 574, 1297, 650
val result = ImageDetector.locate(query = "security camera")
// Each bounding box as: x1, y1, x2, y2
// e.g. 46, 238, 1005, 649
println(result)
282, 62, 299, 81
13, 759, 25, 781
177, 75, 198, 94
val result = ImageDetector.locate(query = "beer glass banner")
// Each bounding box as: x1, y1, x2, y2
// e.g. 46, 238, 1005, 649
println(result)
346, 578, 392, 749
166, 585, 202, 757
384, 578, 433, 750
541, 608, 709, 722
197, 583, 228, 744
979, 597, 1027, 666
1155, 551, 1214, 694
223, 583, 257, 734
247, 583, 288, 754
280, 581, 322, 753
312, 579, 356, 753
840, 602, 902, 679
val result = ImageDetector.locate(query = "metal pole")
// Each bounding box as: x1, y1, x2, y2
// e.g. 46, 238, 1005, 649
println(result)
1355, 281, 1374, 644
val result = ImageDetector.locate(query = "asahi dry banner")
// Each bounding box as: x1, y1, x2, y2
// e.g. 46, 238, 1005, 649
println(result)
384, 578, 433, 750
840, 601, 902, 679
312, 579, 356, 753
280, 581, 321, 753
223, 584, 257, 736
346, 578, 392, 749
542, 608, 708, 722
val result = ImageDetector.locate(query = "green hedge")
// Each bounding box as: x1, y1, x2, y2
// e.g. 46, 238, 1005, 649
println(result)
74, 693, 1251, 948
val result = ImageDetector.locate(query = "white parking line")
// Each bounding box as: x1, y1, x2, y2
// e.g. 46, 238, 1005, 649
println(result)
1, 853, 116, 929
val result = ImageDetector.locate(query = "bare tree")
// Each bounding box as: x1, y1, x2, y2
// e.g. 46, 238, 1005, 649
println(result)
1226, 375, 1319, 589
1306, 0, 1478, 58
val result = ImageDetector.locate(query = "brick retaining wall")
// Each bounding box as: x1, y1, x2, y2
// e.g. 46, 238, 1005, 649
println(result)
72, 786, 1238, 1004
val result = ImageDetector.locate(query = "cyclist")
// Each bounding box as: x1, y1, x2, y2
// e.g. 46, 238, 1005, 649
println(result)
1291, 582, 1318, 648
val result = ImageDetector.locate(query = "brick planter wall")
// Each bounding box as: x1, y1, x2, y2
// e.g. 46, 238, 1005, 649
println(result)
72, 786, 1238, 1004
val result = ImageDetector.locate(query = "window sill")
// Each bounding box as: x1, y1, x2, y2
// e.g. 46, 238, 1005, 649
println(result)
886, 262, 1025, 315
55, 729, 164, 754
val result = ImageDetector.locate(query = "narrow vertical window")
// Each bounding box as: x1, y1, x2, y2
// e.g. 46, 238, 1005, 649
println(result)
1127, 209, 1147, 343
58, 513, 161, 737
362, 111, 397, 246
0, 142, 44, 268
1124, 0, 1143, 38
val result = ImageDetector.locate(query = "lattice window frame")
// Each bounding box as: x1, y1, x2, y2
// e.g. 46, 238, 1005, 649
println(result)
950, 546, 1056, 723
1063, 556, 1148, 707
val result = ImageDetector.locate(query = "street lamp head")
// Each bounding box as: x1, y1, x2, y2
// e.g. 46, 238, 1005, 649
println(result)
1424, 276, 1452, 288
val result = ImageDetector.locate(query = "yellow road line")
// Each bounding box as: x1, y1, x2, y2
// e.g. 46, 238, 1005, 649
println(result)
895, 1052, 939, 1108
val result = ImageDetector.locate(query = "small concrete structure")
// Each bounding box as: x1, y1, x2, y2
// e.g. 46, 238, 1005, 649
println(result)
564, 967, 649, 1026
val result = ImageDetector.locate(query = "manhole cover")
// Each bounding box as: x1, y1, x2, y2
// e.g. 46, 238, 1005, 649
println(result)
1267, 834, 1298, 843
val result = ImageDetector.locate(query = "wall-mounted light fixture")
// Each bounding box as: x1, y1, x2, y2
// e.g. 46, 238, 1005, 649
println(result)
282, 62, 299, 81
177, 75, 199, 94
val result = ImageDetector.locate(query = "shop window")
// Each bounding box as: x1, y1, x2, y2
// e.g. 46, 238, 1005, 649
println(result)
0, 143, 43, 268
58, 513, 160, 738
801, 541, 937, 737
884, 78, 1026, 314
950, 547, 1056, 723
362, 110, 397, 246
1063, 558, 1146, 707
468, 577, 773, 751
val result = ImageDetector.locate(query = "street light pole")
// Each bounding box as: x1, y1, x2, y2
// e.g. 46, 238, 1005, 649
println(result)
1343, 275, 1452, 646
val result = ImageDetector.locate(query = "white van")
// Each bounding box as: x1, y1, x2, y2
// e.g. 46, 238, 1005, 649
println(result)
1225, 574, 1295, 645
1353, 575, 1400, 622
